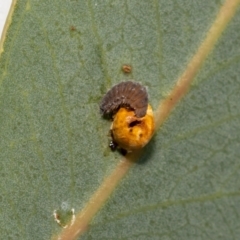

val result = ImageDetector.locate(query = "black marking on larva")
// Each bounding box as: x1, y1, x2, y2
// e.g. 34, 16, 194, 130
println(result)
100, 81, 148, 118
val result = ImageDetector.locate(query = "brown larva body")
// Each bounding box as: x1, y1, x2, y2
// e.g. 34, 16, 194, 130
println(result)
100, 81, 148, 118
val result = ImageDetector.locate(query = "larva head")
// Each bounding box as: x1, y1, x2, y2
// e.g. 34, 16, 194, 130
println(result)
110, 104, 155, 152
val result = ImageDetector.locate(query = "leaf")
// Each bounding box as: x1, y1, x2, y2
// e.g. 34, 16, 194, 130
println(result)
0, 0, 240, 239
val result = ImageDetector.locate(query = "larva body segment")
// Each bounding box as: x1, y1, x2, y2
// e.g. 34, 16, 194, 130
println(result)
100, 81, 148, 118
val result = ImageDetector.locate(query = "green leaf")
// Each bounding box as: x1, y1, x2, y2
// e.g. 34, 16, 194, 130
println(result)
1, 0, 240, 239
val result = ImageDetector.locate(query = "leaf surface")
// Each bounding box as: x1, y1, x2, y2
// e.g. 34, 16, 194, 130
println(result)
0, 0, 240, 239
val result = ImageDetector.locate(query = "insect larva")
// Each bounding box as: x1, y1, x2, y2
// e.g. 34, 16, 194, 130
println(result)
100, 81, 148, 118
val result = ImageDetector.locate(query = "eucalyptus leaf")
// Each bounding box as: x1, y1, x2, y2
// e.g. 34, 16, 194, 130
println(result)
0, 0, 240, 239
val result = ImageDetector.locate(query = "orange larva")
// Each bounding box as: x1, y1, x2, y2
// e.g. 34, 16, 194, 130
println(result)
100, 81, 155, 152
110, 104, 155, 151
100, 81, 148, 118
